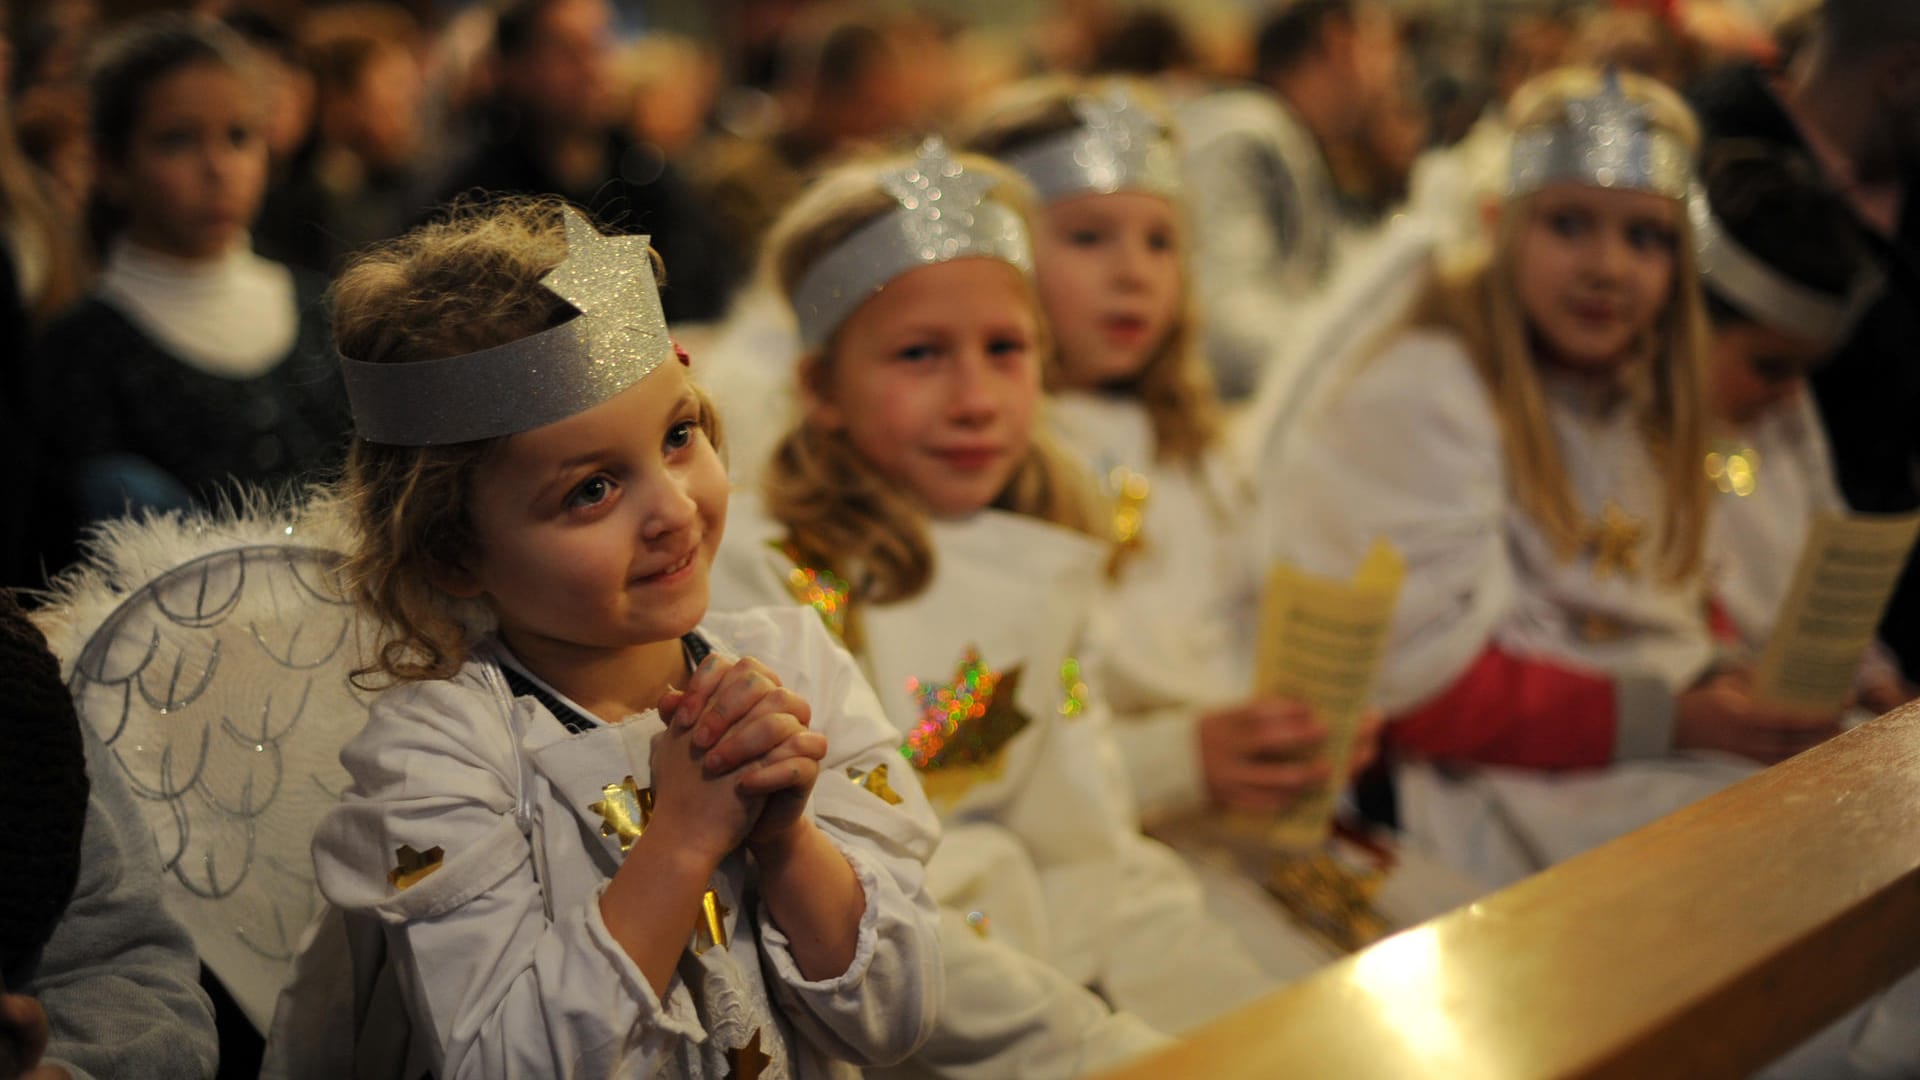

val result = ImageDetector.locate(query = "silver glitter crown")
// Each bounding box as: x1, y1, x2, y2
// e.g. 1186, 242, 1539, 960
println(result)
1508, 68, 1690, 200
790, 137, 1034, 349
341, 207, 675, 446
1690, 185, 1882, 347
1001, 84, 1181, 202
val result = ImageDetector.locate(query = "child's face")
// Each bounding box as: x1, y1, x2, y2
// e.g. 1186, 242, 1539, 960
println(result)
1514, 182, 1679, 375
455, 362, 728, 653
1035, 191, 1182, 390
812, 259, 1042, 518
1707, 321, 1827, 426
112, 62, 268, 259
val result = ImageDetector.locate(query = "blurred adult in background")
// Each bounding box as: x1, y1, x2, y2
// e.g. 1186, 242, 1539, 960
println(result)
224, 9, 324, 270
1569, 7, 1690, 90
1178, 0, 1398, 400
433, 0, 738, 321
1693, 0, 1920, 683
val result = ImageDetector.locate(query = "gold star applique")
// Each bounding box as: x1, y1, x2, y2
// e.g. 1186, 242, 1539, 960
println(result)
847, 762, 904, 805
771, 540, 851, 640
903, 651, 1030, 771
728, 1029, 772, 1080
589, 776, 654, 852
387, 844, 444, 890
694, 889, 731, 956
1583, 501, 1645, 581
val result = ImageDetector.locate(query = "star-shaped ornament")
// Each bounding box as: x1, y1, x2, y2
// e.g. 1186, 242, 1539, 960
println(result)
1070, 84, 1178, 193
538, 207, 671, 374
847, 762, 904, 805
589, 775, 654, 852
902, 650, 1031, 772
881, 137, 1002, 261
387, 844, 444, 890
693, 889, 731, 955
728, 1029, 772, 1080
1583, 501, 1645, 581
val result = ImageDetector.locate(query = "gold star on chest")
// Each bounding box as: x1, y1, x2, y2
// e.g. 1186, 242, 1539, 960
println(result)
693, 889, 731, 955
1583, 501, 1646, 581
902, 651, 1030, 771
387, 844, 444, 891
589, 775, 653, 852
728, 1029, 772, 1080
847, 762, 904, 805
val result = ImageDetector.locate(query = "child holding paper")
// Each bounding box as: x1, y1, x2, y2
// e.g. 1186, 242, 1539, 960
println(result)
1265, 68, 1847, 888
709, 138, 1275, 1070
1693, 147, 1916, 712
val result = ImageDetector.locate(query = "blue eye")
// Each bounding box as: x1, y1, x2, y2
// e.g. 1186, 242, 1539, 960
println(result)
664, 419, 697, 452
566, 475, 614, 510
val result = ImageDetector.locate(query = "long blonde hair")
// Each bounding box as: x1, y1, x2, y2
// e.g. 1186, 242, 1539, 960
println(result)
331, 197, 719, 684
761, 149, 1103, 649
960, 75, 1221, 466
1417, 67, 1708, 582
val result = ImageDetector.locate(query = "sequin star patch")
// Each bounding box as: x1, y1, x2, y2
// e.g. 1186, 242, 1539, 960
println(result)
901, 650, 1031, 771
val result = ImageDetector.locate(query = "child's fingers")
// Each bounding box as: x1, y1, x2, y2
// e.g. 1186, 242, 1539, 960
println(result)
672, 654, 731, 730
692, 659, 786, 749
703, 708, 807, 773
736, 753, 822, 797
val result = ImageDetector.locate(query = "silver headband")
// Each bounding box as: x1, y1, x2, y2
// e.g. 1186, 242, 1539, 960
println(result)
1000, 85, 1181, 202
341, 207, 673, 446
1690, 187, 1881, 347
790, 137, 1034, 350
1509, 69, 1690, 200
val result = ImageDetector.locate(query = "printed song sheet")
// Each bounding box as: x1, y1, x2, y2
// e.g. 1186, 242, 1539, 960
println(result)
1755, 511, 1920, 710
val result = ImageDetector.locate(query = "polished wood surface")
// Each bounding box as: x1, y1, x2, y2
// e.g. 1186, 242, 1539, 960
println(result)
1102, 704, 1920, 1079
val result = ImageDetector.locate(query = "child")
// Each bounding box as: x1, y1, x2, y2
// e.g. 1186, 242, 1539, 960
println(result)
964, 78, 1475, 973
309, 198, 942, 1077
709, 138, 1271, 1071
1692, 146, 1911, 708
36, 16, 347, 525
1263, 68, 1846, 888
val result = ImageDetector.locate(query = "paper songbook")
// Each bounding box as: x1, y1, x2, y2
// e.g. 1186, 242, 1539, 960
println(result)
1251, 539, 1405, 850
1754, 511, 1920, 711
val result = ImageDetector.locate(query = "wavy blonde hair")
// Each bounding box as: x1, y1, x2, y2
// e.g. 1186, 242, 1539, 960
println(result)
1416, 67, 1708, 581
959, 75, 1221, 466
761, 149, 1103, 649
330, 196, 718, 684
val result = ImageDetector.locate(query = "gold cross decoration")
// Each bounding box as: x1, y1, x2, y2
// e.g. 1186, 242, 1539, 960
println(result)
388, 844, 444, 891
1583, 501, 1645, 581
693, 889, 731, 955
589, 775, 654, 852
847, 762, 904, 805
728, 1029, 772, 1080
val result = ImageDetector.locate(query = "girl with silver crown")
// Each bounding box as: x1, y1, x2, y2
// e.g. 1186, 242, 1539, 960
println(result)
285, 199, 942, 1078
960, 77, 1480, 976
1259, 68, 1849, 890
709, 139, 1275, 1076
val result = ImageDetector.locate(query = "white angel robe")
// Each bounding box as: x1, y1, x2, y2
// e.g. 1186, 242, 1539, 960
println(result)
308, 607, 944, 1079
710, 494, 1274, 1058
1265, 328, 1759, 888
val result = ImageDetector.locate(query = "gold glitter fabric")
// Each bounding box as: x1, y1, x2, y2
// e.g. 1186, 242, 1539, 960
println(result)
901, 650, 1031, 771
589, 775, 654, 852
340, 207, 674, 446
1266, 848, 1391, 954
773, 542, 851, 640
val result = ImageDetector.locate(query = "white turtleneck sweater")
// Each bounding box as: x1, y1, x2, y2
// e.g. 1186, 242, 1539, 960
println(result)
94, 239, 299, 379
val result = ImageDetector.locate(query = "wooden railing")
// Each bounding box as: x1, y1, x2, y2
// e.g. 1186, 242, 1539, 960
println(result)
1102, 704, 1920, 1079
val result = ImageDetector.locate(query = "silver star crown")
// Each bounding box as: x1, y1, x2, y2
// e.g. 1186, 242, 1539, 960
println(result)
1508, 68, 1690, 200
790, 137, 1034, 349
341, 206, 675, 446
1003, 83, 1181, 201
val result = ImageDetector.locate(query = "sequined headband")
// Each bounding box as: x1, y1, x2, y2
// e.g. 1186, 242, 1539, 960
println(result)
1508, 69, 1690, 200
1000, 85, 1181, 202
340, 207, 676, 446
790, 137, 1034, 350
1689, 187, 1881, 347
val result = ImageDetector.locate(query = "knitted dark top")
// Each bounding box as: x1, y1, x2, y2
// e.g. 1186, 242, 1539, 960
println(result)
0, 589, 91, 981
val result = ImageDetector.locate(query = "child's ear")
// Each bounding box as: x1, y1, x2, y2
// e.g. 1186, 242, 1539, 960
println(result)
427, 560, 484, 600
797, 355, 846, 431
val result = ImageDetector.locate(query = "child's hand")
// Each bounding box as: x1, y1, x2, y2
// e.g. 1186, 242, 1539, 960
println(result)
0, 993, 65, 1080
662, 655, 814, 773
740, 722, 830, 856
1675, 670, 1843, 764
1197, 698, 1333, 813
646, 713, 764, 866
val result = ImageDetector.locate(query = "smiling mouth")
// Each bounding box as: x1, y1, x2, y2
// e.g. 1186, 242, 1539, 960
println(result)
635, 548, 697, 584
933, 447, 1003, 472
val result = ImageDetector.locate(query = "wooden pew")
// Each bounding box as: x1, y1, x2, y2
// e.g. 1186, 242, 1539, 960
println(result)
1102, 703, 1920, 1079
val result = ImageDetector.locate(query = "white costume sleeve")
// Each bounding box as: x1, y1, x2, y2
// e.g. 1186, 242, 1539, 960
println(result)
312, 677, 698, 1079
1269, 330, 1514, 711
